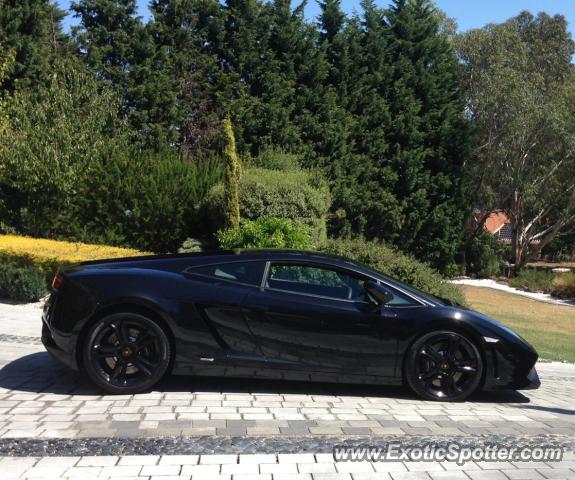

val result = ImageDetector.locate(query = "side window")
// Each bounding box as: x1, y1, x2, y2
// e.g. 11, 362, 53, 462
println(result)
267, 264, 367, 301
187, 261, 265, 286
381, 286, 420, 306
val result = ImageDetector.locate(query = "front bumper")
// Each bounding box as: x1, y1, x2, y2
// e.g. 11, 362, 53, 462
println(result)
521, 366, 541, 390
482, 339, 540, 391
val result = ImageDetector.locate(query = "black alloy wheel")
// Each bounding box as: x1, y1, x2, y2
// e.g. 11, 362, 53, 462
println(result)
405, 330, 483, 401
82, 313, 171, 394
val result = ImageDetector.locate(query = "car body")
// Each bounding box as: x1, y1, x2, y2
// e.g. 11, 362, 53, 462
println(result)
42, 250, 540, 400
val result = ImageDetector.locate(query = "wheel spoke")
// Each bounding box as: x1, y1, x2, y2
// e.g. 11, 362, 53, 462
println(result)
110, 323, 128, 345
420, 345, 442, 363
441, 374, 459, 397
455, 360, 477, 373
94, 345, 117, 358
137, 356, 159, 368
447, 335, 461, 357
132, 360, 153, 377
419, 367, 440, 382
135, 334, 156, 351
110, 361, 127, 383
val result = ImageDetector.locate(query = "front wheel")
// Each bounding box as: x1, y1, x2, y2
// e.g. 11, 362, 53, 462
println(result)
82, 312, 171, 394
405, 330, 483, 402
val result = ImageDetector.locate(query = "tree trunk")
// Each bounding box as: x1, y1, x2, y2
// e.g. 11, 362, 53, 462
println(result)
511, 191, 524, 274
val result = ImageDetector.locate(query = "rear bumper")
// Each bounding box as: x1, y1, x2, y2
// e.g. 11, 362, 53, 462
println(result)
42, 318, 79, 371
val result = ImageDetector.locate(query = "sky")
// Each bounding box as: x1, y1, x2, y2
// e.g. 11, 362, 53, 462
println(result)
56, 0, 575, 36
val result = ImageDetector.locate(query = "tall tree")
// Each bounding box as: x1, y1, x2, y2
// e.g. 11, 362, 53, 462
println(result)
374, 0, 469, 267
457, 12, 575, 268
71, 0, 143, 88
149, 0, 226, 154
71, 0, 156, 145
0, 0, 66, 91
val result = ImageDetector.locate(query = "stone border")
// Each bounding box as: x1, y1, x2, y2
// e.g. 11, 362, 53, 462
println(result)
1, 434, 573, 457
0, 334, 42, 345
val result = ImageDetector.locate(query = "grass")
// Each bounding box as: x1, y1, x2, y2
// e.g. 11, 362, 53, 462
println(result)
462, 285, 575, 363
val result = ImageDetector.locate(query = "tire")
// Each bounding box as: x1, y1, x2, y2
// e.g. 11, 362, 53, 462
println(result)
405, 330, 483, 402
82, 312, 171, 394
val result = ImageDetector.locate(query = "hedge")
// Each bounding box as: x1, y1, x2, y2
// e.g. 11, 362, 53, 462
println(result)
319, 238, 465, 305
202, 166, 331, 244
0, 263, 46, 302
0, 235, 149, 281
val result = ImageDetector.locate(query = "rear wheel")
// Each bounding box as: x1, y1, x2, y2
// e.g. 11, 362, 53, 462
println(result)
405, 330, 483, 402
82, 312, 171, 394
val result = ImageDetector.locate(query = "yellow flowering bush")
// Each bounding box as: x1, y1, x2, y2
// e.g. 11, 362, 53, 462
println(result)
0, 235, 149, 279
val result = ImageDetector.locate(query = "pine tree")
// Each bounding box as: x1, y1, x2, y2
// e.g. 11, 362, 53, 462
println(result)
71, 0, 143, 88
0, 0, 66, 91
149, 0, 226, 154
71, 0, 156, 145
377, 0, 469, 268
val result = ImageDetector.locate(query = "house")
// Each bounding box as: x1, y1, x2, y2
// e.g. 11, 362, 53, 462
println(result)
472, 210, 540, 246
481, 211, 513, 244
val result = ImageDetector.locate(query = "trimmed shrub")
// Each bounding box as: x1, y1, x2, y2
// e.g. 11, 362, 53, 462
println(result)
217, 218, 313, 250
0, 263, 47, 302
71, 149, 223, 252
223, 115, 241, 228
202, 167, 331, 244
0, 234, 148, 281
509, 269, 555, 293
319, 238, 465, 305
178, 238, 208, 253
550, 272, 575, 300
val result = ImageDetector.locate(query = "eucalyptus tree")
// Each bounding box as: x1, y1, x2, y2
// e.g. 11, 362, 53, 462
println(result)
457, 12, 575, 268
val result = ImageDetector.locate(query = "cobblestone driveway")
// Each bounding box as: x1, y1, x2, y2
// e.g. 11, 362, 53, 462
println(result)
0, 300, 573, 479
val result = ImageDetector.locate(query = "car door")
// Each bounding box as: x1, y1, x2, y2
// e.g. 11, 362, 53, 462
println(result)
241, 261, 403, 378
179, 260, 267, 366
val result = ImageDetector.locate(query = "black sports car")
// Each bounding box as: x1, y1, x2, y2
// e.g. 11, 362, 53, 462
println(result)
42, 250, 540, 401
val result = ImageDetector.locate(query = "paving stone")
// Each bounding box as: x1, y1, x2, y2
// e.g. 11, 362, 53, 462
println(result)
140, 464, 183, 476
159, 455, 200, 465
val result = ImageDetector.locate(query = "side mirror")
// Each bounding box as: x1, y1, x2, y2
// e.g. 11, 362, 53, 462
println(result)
365, 281, 393, 305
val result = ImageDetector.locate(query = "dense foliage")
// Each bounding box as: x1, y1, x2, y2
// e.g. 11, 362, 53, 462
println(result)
509, 269, 575, 301
0, 0, 573, 289
466, 231, 505, 278
551, 272, 575, 300
319, 238, 465, 305
217, 218, 313, 250
0, 263, 46, 302
509, 270, 555, 293
202, 161, 331, 243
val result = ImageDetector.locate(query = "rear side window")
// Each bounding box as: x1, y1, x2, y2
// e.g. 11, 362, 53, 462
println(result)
187, 261, 265, 286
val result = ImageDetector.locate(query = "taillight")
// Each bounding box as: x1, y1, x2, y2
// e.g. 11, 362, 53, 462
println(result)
52, 273, 64, 290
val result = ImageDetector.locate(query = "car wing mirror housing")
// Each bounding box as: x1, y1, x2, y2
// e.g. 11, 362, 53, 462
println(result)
365, 281, 393, 306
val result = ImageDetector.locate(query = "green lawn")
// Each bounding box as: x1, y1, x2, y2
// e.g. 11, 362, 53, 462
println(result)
462, 285, 575, 363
